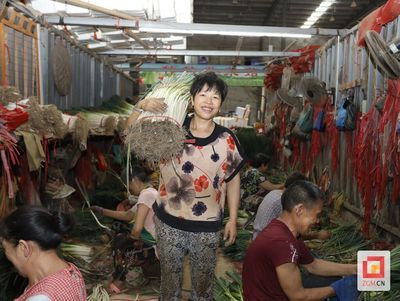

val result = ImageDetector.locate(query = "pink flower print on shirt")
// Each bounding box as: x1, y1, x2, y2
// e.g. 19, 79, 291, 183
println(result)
160, 184, 167, 197
227, 135, 236, 150
222, 162, 228, 174
194, 175, 209, 192
216, 190, 222, 204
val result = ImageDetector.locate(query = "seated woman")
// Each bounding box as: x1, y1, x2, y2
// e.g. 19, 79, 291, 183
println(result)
240, 153, 284, 211
91, 164, 158, 293
0, 205, 86, 301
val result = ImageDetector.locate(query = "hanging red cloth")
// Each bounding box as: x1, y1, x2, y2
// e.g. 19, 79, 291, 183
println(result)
353, 101, 380, 236
289, 45, 321, 74
264, 63, 285, 91
380, 80, 400, 203
0, 104, 29, 131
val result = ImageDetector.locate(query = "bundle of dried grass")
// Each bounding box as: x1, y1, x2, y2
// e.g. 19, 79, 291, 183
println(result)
0, 86, 22, 105
61, 113, 78, 132
74, 115, 89, 151
26, 97, 48, 136
43, 105, 68, 139
103, 115, 117, 135
117, 117, 127, 134
125, 119, 187, 164
124, 73, 193, 164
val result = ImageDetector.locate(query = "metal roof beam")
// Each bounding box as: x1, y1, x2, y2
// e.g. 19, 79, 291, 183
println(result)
45, 16, 139, 28
116, 63, 265, 73
44, 17, 342, 37
97, 49, 301, 57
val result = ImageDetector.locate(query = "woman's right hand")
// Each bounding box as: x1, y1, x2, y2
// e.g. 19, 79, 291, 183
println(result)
137, 98, 167, 114
90, 205, 104, 215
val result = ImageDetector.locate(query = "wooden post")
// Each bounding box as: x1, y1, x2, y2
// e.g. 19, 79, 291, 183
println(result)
14, 30, 19, 90
0, 23, 6, 86
23, 36, 28, 98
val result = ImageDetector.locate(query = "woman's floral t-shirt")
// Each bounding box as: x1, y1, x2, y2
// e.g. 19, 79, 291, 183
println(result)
153, 118, 245, 232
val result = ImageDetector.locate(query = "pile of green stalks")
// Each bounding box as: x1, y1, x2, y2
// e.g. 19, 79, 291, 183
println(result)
214, 271, 243, 301
222, 229, 252, 262
68, 210, 113, 244
223, 210, 251, 228
0, 248, 27, 301
312, 223, 371, 263
361, 245, 400, 300
60, 242, 112, 286
266, 168, 288, 185
234, 128, 274, 163
100, 95, 135, 116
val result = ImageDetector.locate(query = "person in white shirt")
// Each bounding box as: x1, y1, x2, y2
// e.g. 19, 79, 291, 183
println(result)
91, 164, 158, 294
253, 172, 330, 241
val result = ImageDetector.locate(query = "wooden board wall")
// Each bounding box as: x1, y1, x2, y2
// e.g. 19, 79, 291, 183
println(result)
0, 8, 38, 98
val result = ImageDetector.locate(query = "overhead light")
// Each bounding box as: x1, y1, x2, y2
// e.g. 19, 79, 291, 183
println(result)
316, 6, 329, 13
307, 16, 320, 22
139, 27, 311, 38
223, 32, 312, 38
304, 21, 315, 26
311, 11, 324, 18
350, 0, 357, 7
300, 0, 335, 29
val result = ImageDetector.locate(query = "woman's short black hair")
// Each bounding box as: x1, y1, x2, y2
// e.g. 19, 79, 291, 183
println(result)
284, 171, 308, 188
190, 72, 228, 102
252, 153, 271, 168
122, 164, 152, 184
0, 205, 74, 250
281, 180, 325, 212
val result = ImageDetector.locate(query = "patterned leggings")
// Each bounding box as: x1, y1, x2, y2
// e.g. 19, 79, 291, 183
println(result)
154, 217, 220, 301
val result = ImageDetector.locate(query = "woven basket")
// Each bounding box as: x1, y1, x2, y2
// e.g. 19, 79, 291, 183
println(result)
52, 41, 72, 96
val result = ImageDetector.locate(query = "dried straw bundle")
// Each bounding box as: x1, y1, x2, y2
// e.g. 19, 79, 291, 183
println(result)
117, 116, 128, 134
26, 97, 48, 136
125, 73, 193, 164
0, 86, 22, 105
43, 105, 68, 139
125, 119, 187, 164
103, 115, 117, 135
74, 115, 89, 151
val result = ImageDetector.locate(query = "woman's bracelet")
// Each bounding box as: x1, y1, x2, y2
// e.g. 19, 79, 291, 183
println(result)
133, 107, 144, 113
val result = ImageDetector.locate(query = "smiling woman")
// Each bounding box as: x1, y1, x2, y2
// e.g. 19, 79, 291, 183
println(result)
0, 206, 87, 301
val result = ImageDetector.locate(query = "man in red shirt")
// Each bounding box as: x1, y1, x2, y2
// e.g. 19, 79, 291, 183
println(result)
242, 180, 358, 301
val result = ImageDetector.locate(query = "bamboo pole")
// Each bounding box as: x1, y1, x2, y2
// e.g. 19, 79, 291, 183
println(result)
14, 30, 19, 90
23, 36, 28, 98
0, 23, 6, 86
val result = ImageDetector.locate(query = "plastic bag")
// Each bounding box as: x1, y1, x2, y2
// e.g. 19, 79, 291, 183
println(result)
299, 106, 314, 134
344, 101, 357, 130
336, 98, 357, 131
380, 0, 400, 24
357, 7, 383, 47
313, 111, 325, 131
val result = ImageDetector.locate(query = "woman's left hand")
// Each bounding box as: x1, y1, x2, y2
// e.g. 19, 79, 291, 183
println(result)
223, 219, 237, 246
137, 98, 167, 114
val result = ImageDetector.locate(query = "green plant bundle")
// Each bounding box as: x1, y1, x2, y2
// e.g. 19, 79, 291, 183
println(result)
101, 95, 135, 115
313, 223, 370, 262
214, 271, 243, 301
222, 229, 252, 262
139, 72, 194, 125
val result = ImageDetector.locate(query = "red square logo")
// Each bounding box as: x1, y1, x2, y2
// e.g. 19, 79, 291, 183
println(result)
362, 256, 385, 278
